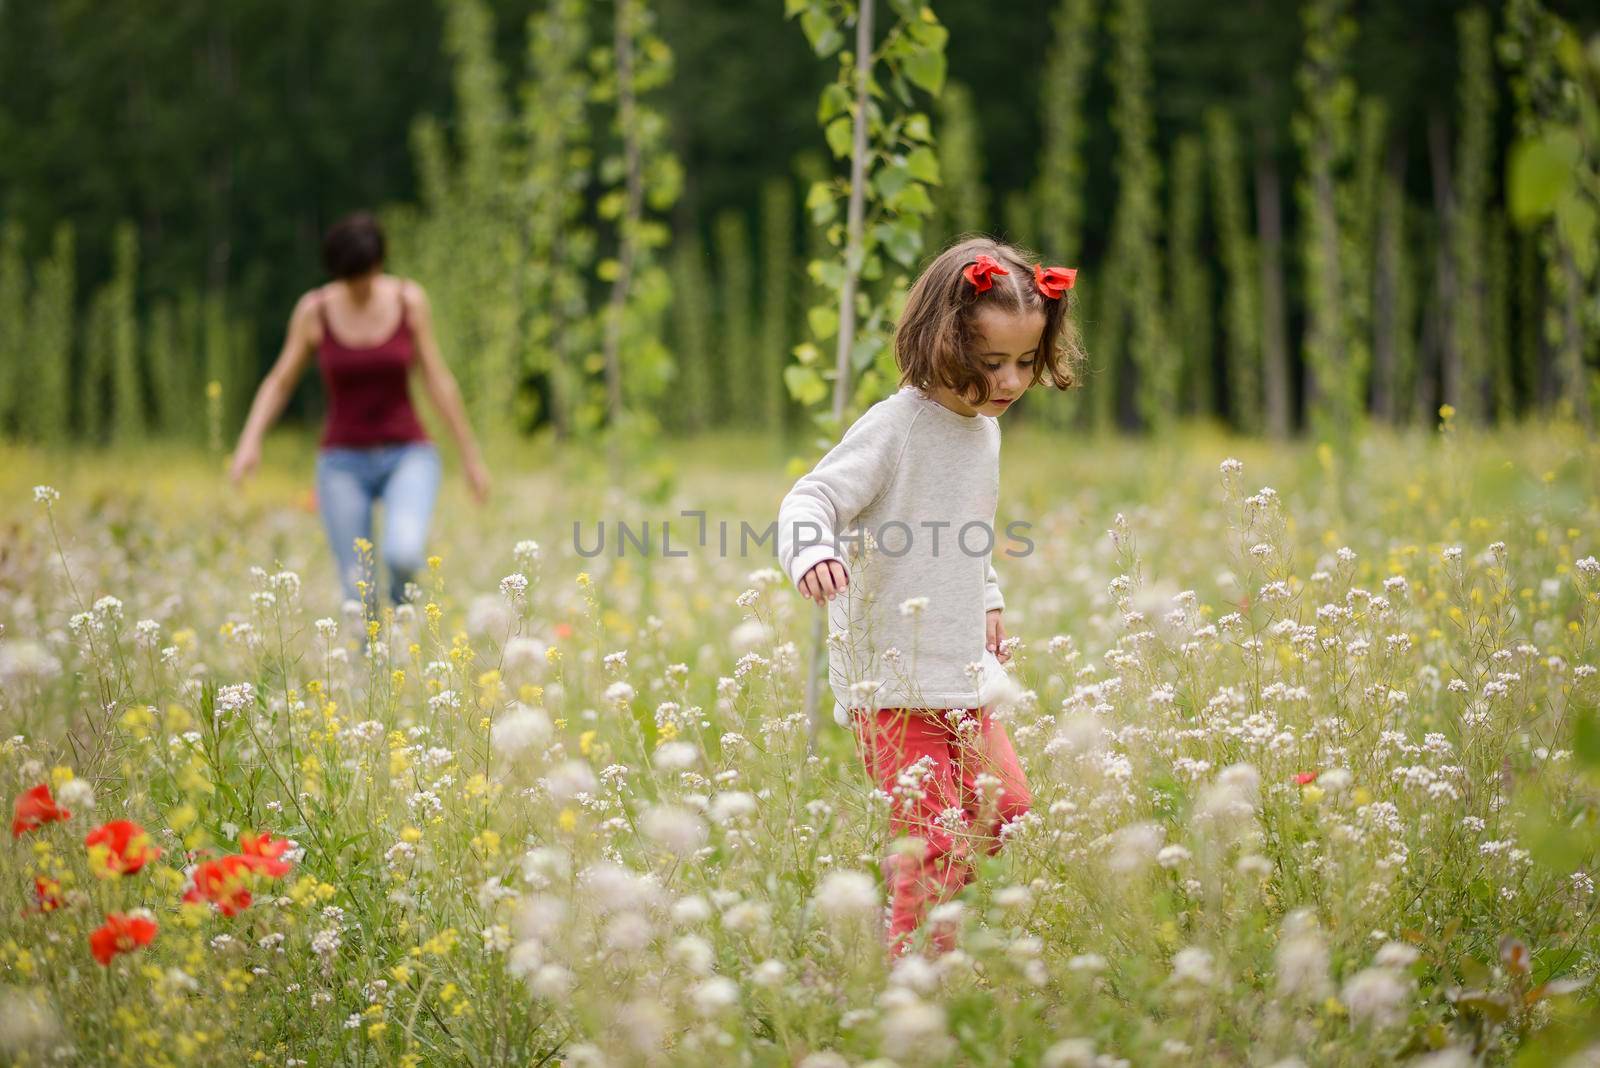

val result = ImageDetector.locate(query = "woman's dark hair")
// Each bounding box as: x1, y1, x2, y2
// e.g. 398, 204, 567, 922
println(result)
322, 211, 386, 279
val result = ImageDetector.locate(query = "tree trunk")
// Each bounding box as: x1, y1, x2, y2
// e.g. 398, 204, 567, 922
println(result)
1254, 143, 1290, 438
205, 19, 235, 295
1372, 140, 1405, 424
1415, 269, 1441, 426
1557, 240, 1592, 433
601, 0, 644, 470
1426, 111, 1458, 415
1487, 211, 1512, 423
1515, 230, 1542, 416
1306, 141, 1345, 433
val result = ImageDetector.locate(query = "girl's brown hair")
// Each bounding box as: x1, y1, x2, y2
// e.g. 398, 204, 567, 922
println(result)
894, 235, 1084, 407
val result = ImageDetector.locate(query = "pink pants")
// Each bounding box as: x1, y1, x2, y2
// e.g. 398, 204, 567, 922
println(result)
850, 706, 1032, 957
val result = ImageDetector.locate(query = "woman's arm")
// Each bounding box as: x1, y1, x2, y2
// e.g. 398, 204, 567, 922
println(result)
406, 281, 492, 504
228, 293, 318, 485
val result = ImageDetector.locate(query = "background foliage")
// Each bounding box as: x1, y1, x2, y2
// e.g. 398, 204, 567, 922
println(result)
0, 0, 1598, 447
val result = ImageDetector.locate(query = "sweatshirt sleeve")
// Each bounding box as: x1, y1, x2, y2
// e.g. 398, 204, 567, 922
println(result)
777, 400, 909, 594
984, 558, 1005, 613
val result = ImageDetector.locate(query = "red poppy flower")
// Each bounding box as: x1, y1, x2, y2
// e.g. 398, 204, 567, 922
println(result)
1033, 264, 1077, 299
11, 784, 70, 838
1294, 771, 1318, 785
961, 254, 1009, 294
553, 622, 574, 640
183, 855, 258, 916
30, 876, 63, 914
89, 911, 158, 965
84, 820, 162, 878
238, 831, 294, 878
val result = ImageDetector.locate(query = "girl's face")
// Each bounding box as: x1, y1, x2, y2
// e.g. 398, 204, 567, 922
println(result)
962, 305, 1046, 416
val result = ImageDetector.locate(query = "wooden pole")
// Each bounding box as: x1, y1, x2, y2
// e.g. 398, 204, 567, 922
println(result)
805, 0, 874, 754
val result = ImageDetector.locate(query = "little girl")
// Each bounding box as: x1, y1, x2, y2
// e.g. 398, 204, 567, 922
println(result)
777, 236, 1083, 956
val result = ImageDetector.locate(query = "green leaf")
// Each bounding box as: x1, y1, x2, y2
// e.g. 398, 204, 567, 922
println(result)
903, 46, 946, 95
1574, 701, 1600, 769
815, 260, 846, 290
818, 82, 852, 124
1556, 195, 1598, 279
1452, 989, 1513, 1024
1556, 25, 1584, 74
800, 9, 843, 57
873, 162, 911, 201
825, 116, 854, 159
904, 113, 932, 142
784, 363, 829, 406
876, 221, 921, 268
886, 68, 915, 111
905, 146, 939, 184
850, 334, 882, 372
906, 18, 948, 51
808, 305, 840, 340
1508, 131, 1581, 227
888, 182, 935, 216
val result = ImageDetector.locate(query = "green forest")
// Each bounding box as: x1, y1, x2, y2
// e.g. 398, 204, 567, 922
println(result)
1, 0, 1598, 447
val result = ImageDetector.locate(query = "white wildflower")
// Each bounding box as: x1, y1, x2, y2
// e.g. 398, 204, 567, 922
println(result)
641, 804, 707, 857
57, 778, 95, 811
490, 703, 552, 757
814, 870, 880, 921
1342, 966, 1411, 1028
1274, 909, 1331, 1000
1170, 946, 1216, 986
690, 976, 739, 1016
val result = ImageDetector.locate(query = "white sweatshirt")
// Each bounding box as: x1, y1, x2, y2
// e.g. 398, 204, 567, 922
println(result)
777, 384, 1012, 726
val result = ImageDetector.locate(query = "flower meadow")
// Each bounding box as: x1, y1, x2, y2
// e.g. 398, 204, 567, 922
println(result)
0, 424, 1598, 1067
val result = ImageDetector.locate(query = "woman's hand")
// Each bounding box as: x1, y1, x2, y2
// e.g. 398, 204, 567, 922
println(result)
230, 294, 315, 488
986, 608, 1010, 663
798, 559, 848, 605
228, 437, 261, 487
465, 456, 492, 505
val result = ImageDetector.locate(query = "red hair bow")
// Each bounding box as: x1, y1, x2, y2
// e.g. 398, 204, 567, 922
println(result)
1034, 265, 1077, 299
961, 255, 1009, 293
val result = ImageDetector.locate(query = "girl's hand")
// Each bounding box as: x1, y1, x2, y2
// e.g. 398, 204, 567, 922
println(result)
986, 608, 1009, 664
799, 559, 848, 605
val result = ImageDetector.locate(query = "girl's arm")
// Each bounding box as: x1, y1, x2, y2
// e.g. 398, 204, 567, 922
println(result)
984, 559, 1005, 613
778, 401, 909, 604
228, 294, 318, 486
985, 560, 1009, 663
407, 281, 492, 505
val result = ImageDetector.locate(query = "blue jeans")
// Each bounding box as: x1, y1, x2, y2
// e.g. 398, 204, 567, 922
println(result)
315, 442, 441, 614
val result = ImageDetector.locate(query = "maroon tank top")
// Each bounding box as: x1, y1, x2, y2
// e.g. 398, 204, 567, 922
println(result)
315, 282, 430, 448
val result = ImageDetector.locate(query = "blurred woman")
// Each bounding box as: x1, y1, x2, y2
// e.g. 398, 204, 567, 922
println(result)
229, 211, 491, 615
